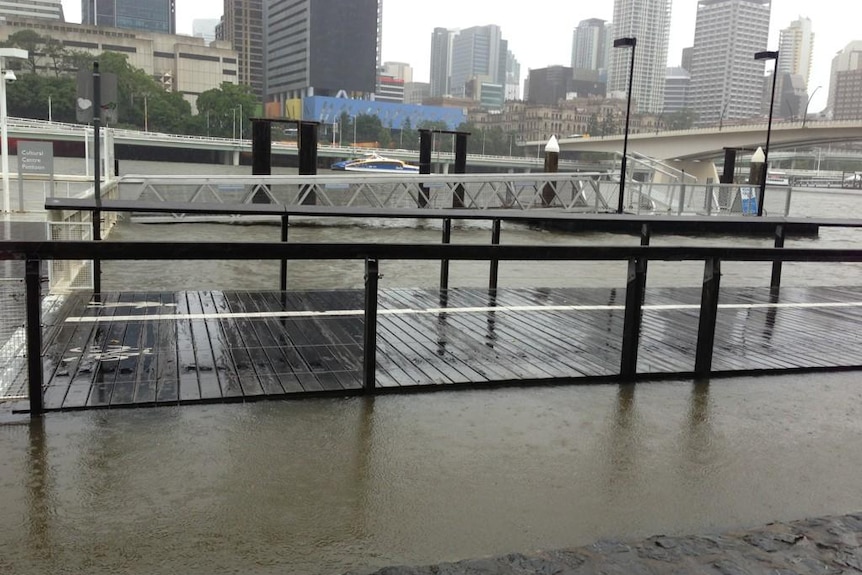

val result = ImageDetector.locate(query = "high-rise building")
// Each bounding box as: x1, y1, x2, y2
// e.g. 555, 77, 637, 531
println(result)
81, 0, 175, 34
528, 66, 575, 106
218, 0, 263, 99
681, 47, 693, 72
688, 0, 771, 127
832, 68, 862, 120
193, 18, 220, 43
265, 0, 380, 102
1, 0, 64, 20
663, 67, 691, 114
778, 17, 814, 88
449, 25, 508, 98
430, 27, 457, 97
828, 41, 862, 116
608, 0, 671, 114
571, 18, 611, 81
382, 62, 413, 83
506, 50, 521, 101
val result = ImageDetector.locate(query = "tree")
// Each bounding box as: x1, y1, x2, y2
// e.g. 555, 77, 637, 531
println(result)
195, 82, 258, 138
399, 117, 419, 150
1, 30, 44, 73
420, 120, 453, 153
666, 108, 698, 131
587, 114, 599, 137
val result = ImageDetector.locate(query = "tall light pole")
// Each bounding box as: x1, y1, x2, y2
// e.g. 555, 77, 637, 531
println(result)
718, 99, 730, 131
0, 48, 27, 214
754, 49, 778, 217
613, 36, 636, 214
802, 85, 822, 128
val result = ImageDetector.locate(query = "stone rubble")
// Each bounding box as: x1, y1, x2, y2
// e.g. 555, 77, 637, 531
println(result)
348, 513, 862, 575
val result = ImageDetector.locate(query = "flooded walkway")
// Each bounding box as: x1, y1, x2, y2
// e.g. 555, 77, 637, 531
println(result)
34, 284, 862, 411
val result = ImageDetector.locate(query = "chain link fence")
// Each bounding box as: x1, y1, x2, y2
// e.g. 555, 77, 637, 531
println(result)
0, 278, 27, 401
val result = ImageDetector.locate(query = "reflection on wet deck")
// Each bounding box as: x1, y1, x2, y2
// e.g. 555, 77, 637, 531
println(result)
38, 286, 862, 411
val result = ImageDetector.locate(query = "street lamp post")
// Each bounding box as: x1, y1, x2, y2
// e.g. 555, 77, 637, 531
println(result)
718, 99, 730, 131
238, 104, 243, 139
0, 48, 28, 214
754, 49, 779, 217
802, 85, 822, 128
613, 36, 636, 214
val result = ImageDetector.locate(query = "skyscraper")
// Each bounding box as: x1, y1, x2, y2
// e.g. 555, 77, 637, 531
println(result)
265, 0, 380, 101
81, 0, 175, 34
430, 27, 457, 97
827, 41, 862, 117
778, 17, 814, 88
218, 0, 264, 99
688, 0, 771, 127
608, 0, 671, 114
506, 50, 521, 101
571, 18, 611, 80
1, 0, 64, 20
449, 25, 508, 98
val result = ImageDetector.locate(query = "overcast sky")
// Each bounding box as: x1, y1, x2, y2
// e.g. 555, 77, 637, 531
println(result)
61, 0, 857, 112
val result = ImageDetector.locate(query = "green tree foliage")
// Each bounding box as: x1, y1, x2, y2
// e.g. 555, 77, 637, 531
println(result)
419, 120, 454, 153
6, 74, 76, 123
194, 83, 259, 138
398, 117, 419, 150
666, 108, 698, 131
1, 30, 43, 73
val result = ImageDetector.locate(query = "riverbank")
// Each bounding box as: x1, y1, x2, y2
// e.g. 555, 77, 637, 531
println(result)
351, 513, 862, 574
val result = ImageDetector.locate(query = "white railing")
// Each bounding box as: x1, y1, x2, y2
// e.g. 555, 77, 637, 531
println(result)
47, 179, 120, 292
114, 172, 793, 220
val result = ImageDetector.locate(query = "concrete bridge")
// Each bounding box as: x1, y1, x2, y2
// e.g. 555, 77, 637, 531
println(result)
547, 120, 862, 182
6, 118, 577, 173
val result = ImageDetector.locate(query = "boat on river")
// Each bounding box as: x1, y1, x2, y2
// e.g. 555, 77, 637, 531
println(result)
330, 154, 419, 174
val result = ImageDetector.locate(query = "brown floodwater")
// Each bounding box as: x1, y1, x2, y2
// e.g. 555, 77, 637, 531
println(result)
3, 373, 862, 574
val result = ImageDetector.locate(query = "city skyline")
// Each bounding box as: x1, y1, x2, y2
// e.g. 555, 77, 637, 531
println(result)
58, 0, 854, 112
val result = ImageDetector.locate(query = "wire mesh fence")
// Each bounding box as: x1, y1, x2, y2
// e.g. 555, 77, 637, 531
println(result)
0, 278, 27, 401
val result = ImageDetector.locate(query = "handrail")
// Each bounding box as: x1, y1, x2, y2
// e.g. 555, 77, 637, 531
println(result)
3, 240, 861, 263
4, 238, 862, 417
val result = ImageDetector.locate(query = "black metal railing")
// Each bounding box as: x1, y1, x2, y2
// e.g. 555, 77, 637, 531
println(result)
2, 239, 862, 417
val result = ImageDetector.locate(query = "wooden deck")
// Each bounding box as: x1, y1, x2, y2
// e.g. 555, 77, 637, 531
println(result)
36, 286, 862, 411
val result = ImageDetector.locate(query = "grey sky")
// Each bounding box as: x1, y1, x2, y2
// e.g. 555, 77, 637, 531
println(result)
62, 0, 854, 112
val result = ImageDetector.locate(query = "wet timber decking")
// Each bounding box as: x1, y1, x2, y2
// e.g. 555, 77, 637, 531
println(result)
37, 286, 862, 411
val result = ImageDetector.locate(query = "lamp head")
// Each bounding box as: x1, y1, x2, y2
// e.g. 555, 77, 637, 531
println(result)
754, 50, 779, 61
4, 70, 15, 82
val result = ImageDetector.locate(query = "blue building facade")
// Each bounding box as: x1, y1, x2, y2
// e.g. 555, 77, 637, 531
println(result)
299, 97, 466, 131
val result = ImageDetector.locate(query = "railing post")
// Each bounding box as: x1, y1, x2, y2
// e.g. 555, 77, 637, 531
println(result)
440, 218, 451, 292
489, 219, 501, 293
695, 257, 722, 377
620, 256, 646, 379
363, 258, 379, 393
770, 223, 785, 291
92, 62, 102, 298
418, 129, 432, 208
280, 214, 289, 292
639, 223, 650, 296
26, 258, 43, 417
453, 133, 468, 208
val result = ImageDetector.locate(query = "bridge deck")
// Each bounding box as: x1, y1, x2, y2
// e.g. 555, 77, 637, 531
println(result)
33, 285, 862, 411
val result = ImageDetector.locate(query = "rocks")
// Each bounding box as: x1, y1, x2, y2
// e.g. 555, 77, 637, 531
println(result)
348, 514, 862, 575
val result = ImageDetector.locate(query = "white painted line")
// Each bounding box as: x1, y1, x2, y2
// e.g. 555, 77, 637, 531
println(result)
62, 300, 862, 324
